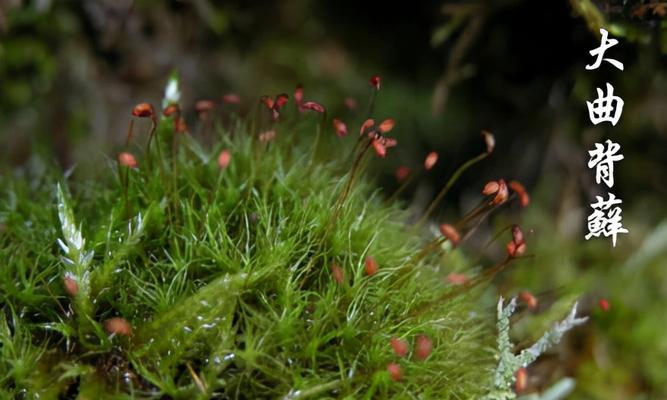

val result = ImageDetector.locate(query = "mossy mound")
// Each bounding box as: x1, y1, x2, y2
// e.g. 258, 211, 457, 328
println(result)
0, 109, 496, 398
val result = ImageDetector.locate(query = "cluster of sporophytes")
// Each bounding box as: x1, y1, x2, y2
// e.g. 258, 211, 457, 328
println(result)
0, 75, 585, 399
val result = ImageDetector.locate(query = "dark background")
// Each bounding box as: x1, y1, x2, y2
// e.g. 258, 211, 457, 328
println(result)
1, 0, 664, 212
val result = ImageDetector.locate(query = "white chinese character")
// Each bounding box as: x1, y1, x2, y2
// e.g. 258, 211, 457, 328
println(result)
588, 139, 624, 188
586, 28, 624, 71
587, 83, 624, 126
585, 192, 629, 247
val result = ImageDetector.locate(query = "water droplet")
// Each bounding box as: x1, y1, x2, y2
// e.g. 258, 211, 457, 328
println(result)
284, 389, 302, 399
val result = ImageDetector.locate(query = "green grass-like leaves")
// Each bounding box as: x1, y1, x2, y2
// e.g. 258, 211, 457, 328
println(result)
0, 116, 495, 399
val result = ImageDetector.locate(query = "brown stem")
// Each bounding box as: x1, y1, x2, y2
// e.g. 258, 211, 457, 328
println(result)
410, 257, 515, 318
461, 223, 514, 269
387, 171, 417, 203
145, 117, 157, 155
308, 118, 324, 168
335, 140, 372, 210
323, 139, 372, 242
415, 151, 489, 229
120, 165, 130, 220
171, 121, 180, 223
343, 88, 377, 167
125, 119, 135, 147
365, 89, 378, 120
455, 200, 490, 229
410, 236, 446, 264
149, 117, 172, 222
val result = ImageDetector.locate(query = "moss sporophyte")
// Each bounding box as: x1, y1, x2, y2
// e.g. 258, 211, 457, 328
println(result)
0, 74, 586, 399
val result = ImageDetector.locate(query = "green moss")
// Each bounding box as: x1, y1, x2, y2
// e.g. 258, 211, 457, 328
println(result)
0, 113, 497, 398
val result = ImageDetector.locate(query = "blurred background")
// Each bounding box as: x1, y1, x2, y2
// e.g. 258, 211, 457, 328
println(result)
1, 0, 666, 398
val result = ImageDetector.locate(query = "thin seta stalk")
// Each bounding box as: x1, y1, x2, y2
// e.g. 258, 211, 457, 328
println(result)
387, 170, 417, 203
345, 78, 380, 166
120, 164, 130, 220
414, 150, 489, 229
146, 117, 157, 169
124, 119, 135, 147
305, 135, 374, 287
409, 199, 491, 265
410, 255, 526, 319
308, 111, 328, 168
164, 104, 184, 222
414, 130, 495, 229
466, 222, 515, 267
119, 119, 138, 220
332, 139, 373, 217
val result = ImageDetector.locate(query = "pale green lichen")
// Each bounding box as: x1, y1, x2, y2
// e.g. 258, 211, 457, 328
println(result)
486, 297, 588, 400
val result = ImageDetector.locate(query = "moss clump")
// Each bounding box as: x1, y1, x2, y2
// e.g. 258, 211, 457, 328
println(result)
0, 93, 502, 399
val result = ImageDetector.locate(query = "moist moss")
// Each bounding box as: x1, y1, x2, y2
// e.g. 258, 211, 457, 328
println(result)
0, 118, 496, 399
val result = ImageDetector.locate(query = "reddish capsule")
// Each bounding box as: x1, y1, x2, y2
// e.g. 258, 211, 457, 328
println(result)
492, 179, 509, 205
383, 138, 398, 149
519, 291, 538, 310
175, 117, 188, 134
507, 225, 527, 258
377, 118, 395, 134
395, 166, 411, 182
360, 119, 375, 136
217, 150, 231, 170
259, 130, 276, 143
506, 241, 516, 256
415, 335, 433, 361
509, 180, 530, 207
162, 104, 180, 117
390, 337, 409, 358
274, 93, 289, 109
387, 362, 402, 381
332, 118, 348, 137
104, 317, 132, 336
439, 224, 460, 246
482, 181, 500, 196
481, 130, 495, 154
446, 272, 468, 286
515, 367, 528, 393
63, 273, 79, 297
195, 100, 215, 114
344, 97, 357, 110
260, 95, 274, 110
369, 75, 381, 90
118, 152, 138, 169
511, 225, 524, 245
364, 256, 378, 276
132, 103, 154, 118
331, 263, 344, 285
506, 241, 527, 258
599, 298, 610, 312
294, 84, 304, 105
371, 139, 387, 158
222, 94, 241, 104
300, 101, 325, 113
371, 138, 396, 158
424, 152, 439, 171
